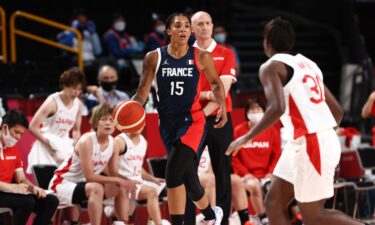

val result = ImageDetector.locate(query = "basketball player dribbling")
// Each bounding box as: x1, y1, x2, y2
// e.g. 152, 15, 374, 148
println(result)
132, 12, 227, 225
226, 17, 369, 225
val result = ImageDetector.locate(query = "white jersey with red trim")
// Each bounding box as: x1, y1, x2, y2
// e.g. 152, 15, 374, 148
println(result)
42, 92, 80, 139
49, 132, 114, 190
269, 53, 337, 139
118, 133, 147, 182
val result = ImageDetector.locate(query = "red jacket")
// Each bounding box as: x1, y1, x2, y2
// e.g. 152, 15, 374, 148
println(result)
232, 122, 281, 178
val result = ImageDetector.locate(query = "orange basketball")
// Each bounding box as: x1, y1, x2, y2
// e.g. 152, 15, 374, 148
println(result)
112, 100, 146, 133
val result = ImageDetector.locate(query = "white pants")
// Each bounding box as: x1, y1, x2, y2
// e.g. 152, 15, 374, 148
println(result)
273, 129, 341, 202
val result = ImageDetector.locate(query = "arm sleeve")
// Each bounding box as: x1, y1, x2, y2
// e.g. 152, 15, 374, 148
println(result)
267, 126, 281, 173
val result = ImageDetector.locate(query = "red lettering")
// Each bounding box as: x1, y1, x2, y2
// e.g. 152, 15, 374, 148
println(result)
302, 74, 324, 104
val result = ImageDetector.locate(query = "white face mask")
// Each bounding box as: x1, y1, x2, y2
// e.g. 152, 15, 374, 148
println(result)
3, 127, 17, 147
213, 33, 226, 44
114, 21, 126, 32
247, 112, 264, 123
155, 25, 165, 33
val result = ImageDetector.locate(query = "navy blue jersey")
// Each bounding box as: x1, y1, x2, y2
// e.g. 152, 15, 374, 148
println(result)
154, 46, 202, 116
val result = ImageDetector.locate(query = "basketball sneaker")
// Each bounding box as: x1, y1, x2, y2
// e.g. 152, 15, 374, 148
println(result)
200, 206, 223, 225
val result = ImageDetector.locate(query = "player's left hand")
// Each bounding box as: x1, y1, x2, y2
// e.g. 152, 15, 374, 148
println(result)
214, 105, 227, 128
225, 136, 248, 156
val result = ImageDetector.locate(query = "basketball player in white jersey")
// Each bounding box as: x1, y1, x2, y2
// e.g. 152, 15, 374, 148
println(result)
49, 104, 138, 225
197, 147, 216, 206
28, 67, 86, 173
114, 125, 169, 225
226, 18, 368, 225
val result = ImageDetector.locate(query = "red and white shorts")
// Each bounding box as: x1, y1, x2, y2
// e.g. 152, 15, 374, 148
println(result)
273, 129, 341, 202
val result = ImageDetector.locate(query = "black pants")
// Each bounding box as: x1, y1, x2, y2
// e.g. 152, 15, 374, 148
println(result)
0, 191, 59, 225
185, 113, 233, 225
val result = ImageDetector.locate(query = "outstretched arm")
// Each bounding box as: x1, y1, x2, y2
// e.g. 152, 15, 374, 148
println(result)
132, 51, 158, 105
226, 61, 286, 156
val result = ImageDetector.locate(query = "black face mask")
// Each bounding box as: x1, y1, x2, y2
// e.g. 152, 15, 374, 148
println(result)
101, 81, 117, 92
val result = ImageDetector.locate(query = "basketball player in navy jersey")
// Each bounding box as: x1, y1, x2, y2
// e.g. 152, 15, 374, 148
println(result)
132, 12, 227, 225
226, 17, 368, 225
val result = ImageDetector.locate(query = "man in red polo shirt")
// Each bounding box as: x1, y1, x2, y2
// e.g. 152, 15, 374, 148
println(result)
0, 110, 58, 225
184, 11, 237, 225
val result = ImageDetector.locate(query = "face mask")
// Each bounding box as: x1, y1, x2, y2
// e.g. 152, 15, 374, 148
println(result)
213, 33, 226, 44
114, 21, 126, 32
101, 81, 117, 92
155, 25, 165, 33
3, 127, 17, 147
247, 112, 264, 123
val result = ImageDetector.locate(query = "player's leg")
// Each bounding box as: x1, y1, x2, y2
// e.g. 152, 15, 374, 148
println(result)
264, 176, 295, 225
138, 185, 163, 225
83, 182, 104, 225
297, 199, 365, 225
244, 176, 267, 221
165, 142, 192, 225
174, 140, 221, 224
199, 172, 216, 206
105, 183, 129, 222
231, 174, 249, 225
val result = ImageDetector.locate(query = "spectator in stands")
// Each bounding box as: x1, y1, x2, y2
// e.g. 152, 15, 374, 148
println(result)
103, 12, 144, 69
27, 67, 86, 173
111, 124, 169, 225
144, 14, 166, 52
213, 25, 241, 73
231, 98, 281, 225
57, 9, 102, 64
85, 65, 129, 110
48, 103, 138, 225
361, 90, 375, 146
0, 110, 59, 225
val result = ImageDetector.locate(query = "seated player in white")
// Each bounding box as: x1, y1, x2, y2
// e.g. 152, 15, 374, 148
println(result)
197, 146, 216, 206
115, 124, 169, 225
48, 103, 138, 225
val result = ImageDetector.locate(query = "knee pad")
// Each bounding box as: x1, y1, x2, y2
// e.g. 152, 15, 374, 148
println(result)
166, 169, 184, 188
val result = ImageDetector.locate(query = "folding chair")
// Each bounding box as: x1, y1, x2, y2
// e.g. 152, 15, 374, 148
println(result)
147, 157, 167, 179
31, 165, 77, 225
339, 151, 375, 218
0, 208, 13, 225
145, 157, 168, 217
